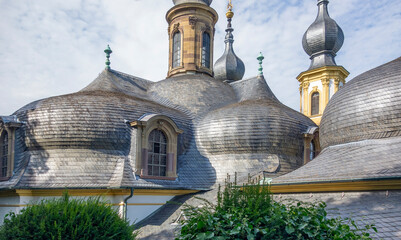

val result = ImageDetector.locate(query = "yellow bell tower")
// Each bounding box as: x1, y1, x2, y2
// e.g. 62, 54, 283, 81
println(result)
298, 0, 349, 125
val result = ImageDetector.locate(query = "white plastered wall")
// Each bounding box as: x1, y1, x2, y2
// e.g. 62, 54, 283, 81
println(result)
0, 194, 175, 225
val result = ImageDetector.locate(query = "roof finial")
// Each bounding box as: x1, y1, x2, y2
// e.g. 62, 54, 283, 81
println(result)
257, 52, 264, 76
226, 0, 234, 19
213, 0, 245, 82
104, 45, 112, 70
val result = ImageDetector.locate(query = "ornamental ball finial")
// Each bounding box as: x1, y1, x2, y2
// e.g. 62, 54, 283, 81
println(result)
226, 0, 234, 18
257, 52, 264, 76
104, 44, 112, 70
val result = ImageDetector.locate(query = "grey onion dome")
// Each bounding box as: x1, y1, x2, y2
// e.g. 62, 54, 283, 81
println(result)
302, 0, 344, 70
172, 0, 212, 6
214, 17, 245, 82
320, 57, 401, 149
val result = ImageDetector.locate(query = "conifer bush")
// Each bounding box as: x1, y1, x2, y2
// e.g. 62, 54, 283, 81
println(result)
0, 193, 137, 240
177, 176, 376, 240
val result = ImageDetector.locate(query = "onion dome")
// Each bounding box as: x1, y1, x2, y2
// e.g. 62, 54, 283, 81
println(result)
320, 57, 401, 149
214, 3, 245, 82
302, 0, 344, 70
172, 0, 212, 6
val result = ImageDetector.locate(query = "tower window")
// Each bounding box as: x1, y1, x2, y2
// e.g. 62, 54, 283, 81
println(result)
147, 129, 167, 177
311, 92, 319, 115
1, 131, 8, 178
172, 32, 181, 68
202, 32, 211, 68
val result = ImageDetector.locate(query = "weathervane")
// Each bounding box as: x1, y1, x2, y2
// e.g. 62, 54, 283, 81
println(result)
226, 0, 234, 19
104, 45, 112, 70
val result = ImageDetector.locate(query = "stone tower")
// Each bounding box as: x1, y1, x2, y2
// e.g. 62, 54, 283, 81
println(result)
166, 0, 218, 77
298, 0, 349, 125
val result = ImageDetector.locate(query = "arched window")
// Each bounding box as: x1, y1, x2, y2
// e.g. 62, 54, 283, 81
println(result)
202, 32, 211, 68
147, 129, 167, 177
311, 92, 319, 115
172, 32, 181, 68
1, 131, 8, 178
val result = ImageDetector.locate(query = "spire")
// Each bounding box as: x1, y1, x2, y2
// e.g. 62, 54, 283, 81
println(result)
302, 0, 344, 70
257, 52, 264, 76
214, 0, 245, 82
104, 45, 112, 70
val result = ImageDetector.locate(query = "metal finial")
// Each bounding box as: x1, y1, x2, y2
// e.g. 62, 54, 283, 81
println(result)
257, 52, 264, 76
226, 0, 234, 19
104, 45, 112, 70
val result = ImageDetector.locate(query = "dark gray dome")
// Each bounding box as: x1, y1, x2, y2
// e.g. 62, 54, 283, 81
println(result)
320, 57, 401, 149
196, 98, 316, 180
15, 91, 191, 153
302, 0, 344, 70
172, 0, 212, 6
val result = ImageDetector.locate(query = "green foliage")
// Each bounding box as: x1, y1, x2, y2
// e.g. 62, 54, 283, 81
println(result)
0, 192, 137, 240
177, 176, 376, 240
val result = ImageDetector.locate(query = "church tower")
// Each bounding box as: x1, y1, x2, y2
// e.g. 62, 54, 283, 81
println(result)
166, 0, 218, 78
298, 0, 349, 125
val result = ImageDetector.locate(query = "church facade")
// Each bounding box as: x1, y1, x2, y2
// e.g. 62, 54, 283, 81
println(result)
0, 0, 400, 239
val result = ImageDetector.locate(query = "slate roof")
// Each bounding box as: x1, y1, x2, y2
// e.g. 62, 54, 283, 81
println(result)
320, 57, 401, 149
0, 68, 315, 190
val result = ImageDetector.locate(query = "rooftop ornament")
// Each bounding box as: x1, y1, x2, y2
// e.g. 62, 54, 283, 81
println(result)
104, 45, 112, 70
213, 0, 245, 82
257, 52, 264, 76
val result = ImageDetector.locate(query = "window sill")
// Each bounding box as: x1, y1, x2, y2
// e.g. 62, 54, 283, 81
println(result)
140, 175, 177, 181
0, 176, 10, 181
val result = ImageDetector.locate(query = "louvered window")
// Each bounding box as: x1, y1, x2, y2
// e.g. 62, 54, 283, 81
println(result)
311, 92, 319, 115
202, 32, 211, 68
148, 129, 167, 177
172, 32, 181, 68
1, 131, 8, 178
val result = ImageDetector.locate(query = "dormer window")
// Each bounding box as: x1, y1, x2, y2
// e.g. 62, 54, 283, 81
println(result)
130, 114, 183, 180
0, 116, 23, 181
202, 32, 211, 68
172, 32, 181, 68
1, 131, 8, 178
303, 127, 320, 165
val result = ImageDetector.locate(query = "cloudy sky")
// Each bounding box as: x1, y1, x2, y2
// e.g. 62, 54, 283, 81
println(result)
0, 0, 400, 115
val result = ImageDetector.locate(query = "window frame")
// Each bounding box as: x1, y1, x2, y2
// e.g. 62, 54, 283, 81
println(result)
0, 130, 9, 179
311, 91, 320, 116
172, 31, 182, 69
147, 129, 168, 177
201, 31, 211, 69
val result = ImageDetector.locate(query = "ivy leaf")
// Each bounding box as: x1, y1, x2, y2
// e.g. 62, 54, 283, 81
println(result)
285, 225, 295, 235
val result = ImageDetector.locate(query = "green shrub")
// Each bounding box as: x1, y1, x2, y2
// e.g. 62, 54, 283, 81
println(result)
177, 176, 376, 240
0, 192, 137, 240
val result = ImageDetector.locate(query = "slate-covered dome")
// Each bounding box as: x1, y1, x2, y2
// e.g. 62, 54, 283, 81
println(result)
320, 57, 401, 149
302, 0, 344, 70
147, 74, 237, 115
196, 96, 316, 180
173, 0, 212, 6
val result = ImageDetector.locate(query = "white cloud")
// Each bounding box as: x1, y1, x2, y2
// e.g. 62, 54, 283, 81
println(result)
0, 0, 400, 115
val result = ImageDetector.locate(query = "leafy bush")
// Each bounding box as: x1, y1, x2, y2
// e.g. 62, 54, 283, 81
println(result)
177, 176, 376, 240
0, 192, 137, 240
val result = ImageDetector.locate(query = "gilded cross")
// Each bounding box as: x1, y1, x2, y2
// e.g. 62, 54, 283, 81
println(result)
227, 0, 233, 12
